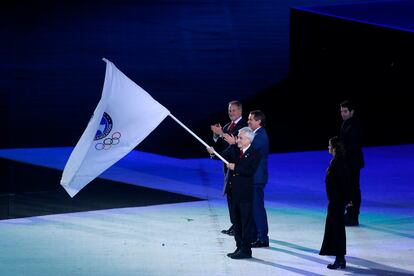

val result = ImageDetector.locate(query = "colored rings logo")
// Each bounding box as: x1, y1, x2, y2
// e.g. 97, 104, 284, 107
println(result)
95, 132, 122, 150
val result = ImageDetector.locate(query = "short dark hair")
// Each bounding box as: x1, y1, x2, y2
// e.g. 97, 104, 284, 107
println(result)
249, 110, 266, 127
340, 100, 355, 112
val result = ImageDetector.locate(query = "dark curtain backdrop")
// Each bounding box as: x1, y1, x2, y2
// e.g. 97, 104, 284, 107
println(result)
1, 0, 412, 157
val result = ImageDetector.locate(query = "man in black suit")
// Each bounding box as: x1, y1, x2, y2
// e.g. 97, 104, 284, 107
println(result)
340, 100, 364, 226
211, 100, 246, 236
208, 127, 261, 259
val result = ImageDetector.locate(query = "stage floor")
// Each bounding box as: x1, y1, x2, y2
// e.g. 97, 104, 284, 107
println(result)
0, 145, 413, 275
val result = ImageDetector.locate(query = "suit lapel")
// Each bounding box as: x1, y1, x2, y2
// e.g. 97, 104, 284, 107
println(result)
239, 147, 253, 160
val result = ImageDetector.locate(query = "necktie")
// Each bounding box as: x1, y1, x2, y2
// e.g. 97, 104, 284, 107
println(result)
228, 122, 236, 133
239, 149, 244, 158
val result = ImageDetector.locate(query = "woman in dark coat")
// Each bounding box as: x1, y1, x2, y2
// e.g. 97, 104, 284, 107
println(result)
319, 136, 348, 269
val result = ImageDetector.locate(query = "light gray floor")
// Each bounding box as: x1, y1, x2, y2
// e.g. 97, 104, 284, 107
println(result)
1, 145, 413, 275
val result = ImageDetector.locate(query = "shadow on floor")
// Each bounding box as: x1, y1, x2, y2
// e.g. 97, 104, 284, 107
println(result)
0, 158, 203, 220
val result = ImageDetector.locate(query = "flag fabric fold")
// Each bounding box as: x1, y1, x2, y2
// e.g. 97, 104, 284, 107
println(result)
60, 58, 170, 197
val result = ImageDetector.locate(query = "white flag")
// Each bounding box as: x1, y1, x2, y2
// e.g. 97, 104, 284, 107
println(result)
60, 58, 170, 197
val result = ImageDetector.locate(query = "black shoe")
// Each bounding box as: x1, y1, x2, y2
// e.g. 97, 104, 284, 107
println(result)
251, 240, 269, 248
226, 248, 240, 257
221, 229, 233, 235
230, 250, 252, 259
221, 226, 235, 235
327, 260, 346, 270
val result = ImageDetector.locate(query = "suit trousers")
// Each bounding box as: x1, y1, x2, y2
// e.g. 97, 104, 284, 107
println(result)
226, 190, 235, 227
232, 200, 253, 252
346, 169, 361, 218
252, 184, 269, 242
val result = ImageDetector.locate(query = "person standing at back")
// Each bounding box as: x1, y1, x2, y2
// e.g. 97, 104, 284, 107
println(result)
320, 136, 348, 270
247, 110, 270, 248
340, 100, 364, 226
211, 100, 247, 236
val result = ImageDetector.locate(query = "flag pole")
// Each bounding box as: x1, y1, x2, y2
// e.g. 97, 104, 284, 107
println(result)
168, 114, 229, 165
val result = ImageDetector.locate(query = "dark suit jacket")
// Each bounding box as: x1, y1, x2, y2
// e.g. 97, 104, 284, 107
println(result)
212, 119, 246, 154
222, 145, 261, 203
212, 119, 247, 192
326, 156, 349, 203
340, 117, 364, 169
251, 127, 269, 185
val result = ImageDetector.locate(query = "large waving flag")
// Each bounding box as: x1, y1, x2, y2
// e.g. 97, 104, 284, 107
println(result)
60, 58, 170, 197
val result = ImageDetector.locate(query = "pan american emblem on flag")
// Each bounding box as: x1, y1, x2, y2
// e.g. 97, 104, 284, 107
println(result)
95, 112, 113, 140
94, 112, 121, 150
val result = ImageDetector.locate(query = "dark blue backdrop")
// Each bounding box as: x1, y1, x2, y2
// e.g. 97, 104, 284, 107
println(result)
1, 0, 412, 157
